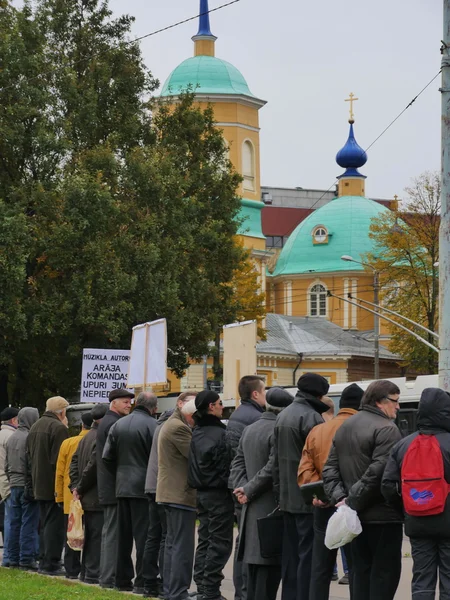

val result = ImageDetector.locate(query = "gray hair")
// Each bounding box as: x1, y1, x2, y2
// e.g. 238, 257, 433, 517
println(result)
181, 399, 197, 416
136, 392, 158, 411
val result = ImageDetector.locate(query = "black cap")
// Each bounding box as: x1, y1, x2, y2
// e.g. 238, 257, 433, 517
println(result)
297, 373, 330, 398
195, 390, 220, 412
81, 411, 94, 428
266, 387, 293, 409
0, 407, 19, 421
91, 404, 109, 420
339, 383, 364, 411
108, 388, 135, 402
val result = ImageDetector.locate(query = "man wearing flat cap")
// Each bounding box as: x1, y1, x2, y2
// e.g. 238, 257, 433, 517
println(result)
188, 390, 234, 600
0, 406, 19, 567
70, 404, 108, 585
298, 383, 363, 599
96, 388, 134, 589
273, 373, 331, 600
27, 396, 69, 575
231, 387, 293, 600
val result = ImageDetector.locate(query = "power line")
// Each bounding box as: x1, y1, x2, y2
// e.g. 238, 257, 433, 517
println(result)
305, 70, 442, 213
1, 0, 241, 92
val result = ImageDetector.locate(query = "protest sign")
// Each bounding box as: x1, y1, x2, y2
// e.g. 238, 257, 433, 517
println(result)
81, 349, 131, 402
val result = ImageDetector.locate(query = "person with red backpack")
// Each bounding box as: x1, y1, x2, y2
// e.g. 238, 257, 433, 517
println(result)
382, 387, 450, 600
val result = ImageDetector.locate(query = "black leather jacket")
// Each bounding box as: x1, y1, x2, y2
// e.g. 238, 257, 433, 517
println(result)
273, 391, 329, 514
70, 423, 101, 511
323, 405, 402, 524
103, 406, 157, 499
96, 409, 121, 505
188, 414, 231, 490
382, 388, 450, 537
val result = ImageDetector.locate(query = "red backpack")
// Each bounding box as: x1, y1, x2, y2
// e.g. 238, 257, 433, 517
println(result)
401, 434, 450, 516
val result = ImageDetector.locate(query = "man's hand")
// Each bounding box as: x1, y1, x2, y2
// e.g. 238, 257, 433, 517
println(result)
233, 487, 248, 505
336, 498, 347, 508
72, 489, 80, 501
312, 498, 330, 508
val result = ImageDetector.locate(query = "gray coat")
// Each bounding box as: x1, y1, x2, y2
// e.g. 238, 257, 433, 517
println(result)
145, 410, 173, 495
230, 412, 278, 566
5, 408, 39, 488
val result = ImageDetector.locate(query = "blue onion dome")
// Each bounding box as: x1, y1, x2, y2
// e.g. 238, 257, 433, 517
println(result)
336, 123, 367, 170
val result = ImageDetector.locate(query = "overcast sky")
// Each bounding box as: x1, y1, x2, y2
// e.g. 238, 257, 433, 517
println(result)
111, 1, 441, 199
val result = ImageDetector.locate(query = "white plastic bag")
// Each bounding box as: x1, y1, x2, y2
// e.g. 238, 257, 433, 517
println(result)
325, 504, 362, 549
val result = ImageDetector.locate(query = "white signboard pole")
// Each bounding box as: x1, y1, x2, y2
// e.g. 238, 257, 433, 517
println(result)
80, 349, 131, 402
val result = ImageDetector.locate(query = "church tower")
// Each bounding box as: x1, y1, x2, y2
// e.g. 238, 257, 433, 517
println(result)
160, 0, 267, 265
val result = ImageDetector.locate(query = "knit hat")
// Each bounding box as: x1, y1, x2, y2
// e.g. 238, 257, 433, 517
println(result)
0, 407, 19, 421
81, 411, 94, 428
339, 383, 364, 411
46, 396, 69, 412
266, 387, 293, 409
195, 390, 220, 412
108, 388, 135, 402
297, 373, 330, 398
91, 404, 109, 420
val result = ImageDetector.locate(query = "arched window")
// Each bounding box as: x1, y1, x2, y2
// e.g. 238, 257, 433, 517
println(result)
312, 225, 328, 244
310, 283, 327, 317
242, 140, 255, 191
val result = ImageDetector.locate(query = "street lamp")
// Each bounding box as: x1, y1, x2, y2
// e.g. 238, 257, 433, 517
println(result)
341, 255, 380, 379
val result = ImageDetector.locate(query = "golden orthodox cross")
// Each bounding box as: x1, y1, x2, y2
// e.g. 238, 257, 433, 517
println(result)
345, 92, 359, 122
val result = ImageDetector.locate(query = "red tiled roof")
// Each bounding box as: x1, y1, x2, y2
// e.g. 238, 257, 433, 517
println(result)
262, 207, 313, 236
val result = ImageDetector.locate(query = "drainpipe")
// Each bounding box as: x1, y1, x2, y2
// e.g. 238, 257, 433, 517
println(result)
293, 352, 303, 385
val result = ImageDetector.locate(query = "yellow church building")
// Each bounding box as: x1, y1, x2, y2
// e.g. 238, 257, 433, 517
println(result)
158, 0, 403, 395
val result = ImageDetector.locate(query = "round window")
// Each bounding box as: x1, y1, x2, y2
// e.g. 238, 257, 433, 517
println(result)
314, 227, 328, 243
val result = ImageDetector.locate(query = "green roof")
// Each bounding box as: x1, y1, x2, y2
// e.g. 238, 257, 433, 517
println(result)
160, 55, 254, 97
238, 198, 265, 239
272, 195, 389, 276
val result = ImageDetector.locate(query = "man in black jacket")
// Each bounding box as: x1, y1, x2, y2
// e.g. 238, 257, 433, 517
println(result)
26, 396, 69, 576
97, 387, 134, 589
70, 404, 108, 584
273, 373, 330, 600
189, 390, 234, 600
103, 391, 158, 593
323, 380, 403, 600
382, 387, 450, 600
226, 375, 266, 600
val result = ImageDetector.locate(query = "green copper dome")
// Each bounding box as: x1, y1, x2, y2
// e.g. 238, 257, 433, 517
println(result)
160, 56, 254, 97
272, 196, 389, 276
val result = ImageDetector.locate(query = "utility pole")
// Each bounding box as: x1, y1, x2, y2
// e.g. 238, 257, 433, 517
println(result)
373, 270, 380, 380
440, 0, 450, 390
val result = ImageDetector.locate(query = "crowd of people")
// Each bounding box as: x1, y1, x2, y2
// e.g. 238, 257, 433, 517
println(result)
0, 373, 450, 600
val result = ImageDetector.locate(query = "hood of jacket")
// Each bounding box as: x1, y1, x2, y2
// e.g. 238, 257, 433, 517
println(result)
294, 390, 331, 415
417, 387, 450, 433
158, 408, 174, 425
17, 407, 39, 431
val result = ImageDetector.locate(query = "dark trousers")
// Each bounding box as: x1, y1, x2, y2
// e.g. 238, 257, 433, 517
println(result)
83, 510, 103, 582
116, 497, 149, 589
309, 507, 353, 600
351, 523, 402, 600
411, 537, 450, 600
8, 487, 39, 566
163, 505, 196, 600
233, 500, 248, 600
194, 489, 234, 600
143, 494, 167, 590
38, 500, 64, 572
63, 513, 81, 578
247, 564, 281, 600
281, 512, 314, 600
100, 504, 118, 587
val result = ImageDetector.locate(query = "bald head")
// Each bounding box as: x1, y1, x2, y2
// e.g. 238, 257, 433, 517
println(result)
136, 392, 158, 415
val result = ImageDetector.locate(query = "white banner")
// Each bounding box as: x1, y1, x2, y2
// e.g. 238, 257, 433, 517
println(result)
81, 349, 131, 402
128, 319, 167, 388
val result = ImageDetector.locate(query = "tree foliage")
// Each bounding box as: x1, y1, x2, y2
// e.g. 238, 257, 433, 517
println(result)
366, 171, 440, 374
0, 0, 257, 408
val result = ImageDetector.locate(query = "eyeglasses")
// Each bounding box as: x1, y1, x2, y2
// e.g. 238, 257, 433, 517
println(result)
385, 396, 400, 404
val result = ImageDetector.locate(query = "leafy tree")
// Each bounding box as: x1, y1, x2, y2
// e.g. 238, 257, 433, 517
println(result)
367, 171, 440, 374
0, 0, 251, 408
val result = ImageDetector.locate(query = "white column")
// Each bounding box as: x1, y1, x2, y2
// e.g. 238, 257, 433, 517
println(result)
352, 278, 358, 328
343, 278, 349, 329
285, 280, 293, 316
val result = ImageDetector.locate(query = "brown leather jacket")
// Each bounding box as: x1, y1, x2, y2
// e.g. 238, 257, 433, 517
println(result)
298, 408, 357, 485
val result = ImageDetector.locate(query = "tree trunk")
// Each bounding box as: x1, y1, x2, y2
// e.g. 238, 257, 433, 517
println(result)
0, 367, 9, 411
212, 329, 222, 380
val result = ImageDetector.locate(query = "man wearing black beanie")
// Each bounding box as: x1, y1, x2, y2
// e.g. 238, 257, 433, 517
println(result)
188, 390, 234, 600
298, 383, 363, 599
273, 373, 330, 600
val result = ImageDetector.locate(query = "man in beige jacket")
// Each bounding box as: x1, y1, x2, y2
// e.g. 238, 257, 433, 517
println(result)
156, 392, 197, 600
297, 383, 363, 600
